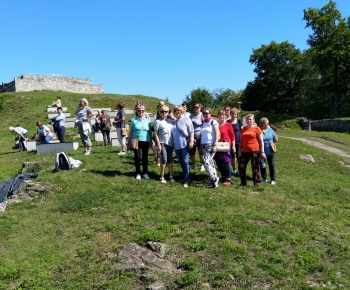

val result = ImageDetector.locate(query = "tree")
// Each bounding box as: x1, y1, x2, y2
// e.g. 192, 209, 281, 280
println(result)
303, 0, 350, 118
243, 41, 304, 115
183, 87, 213, 110
212, 88, 243, 109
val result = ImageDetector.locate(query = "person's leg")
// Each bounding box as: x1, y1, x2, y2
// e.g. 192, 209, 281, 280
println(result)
102, 130, 107, 145
159, 143, 167, 179
222, 162, 232, 181
267, 154, 276, 181
165, 144, 174, 178
60, 127, 65, 142
251, 151, 261, 186
45, 135, 52, 144
106, 130, 111, 145
189, 141, 196, 166
134, 147, 141, 175
140, 141, 149, 174
239, 153, 249, 186
202, 144, 217, 181
260, 159, 267, 180
175, 147, 190, 183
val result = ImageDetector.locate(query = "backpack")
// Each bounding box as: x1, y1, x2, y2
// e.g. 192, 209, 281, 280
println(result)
55, 152, 72, 172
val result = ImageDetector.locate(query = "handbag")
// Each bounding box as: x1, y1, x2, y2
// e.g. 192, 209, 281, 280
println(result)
216, 141, 230, 153
121, 128, 127, 136
127, 118, 146, 150
176, 121, 196, 146
263, 130, 277, 153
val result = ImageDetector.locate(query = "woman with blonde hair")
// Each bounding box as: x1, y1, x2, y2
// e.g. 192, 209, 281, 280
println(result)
259, 117, 278, 185
238, 114, 265, 186
113, 102, 127, 155
171, 105, 194, 187
36, 121, 52, 144
154, 105, 175, 183
75, 98, 94, 155
128, 105, 153, 180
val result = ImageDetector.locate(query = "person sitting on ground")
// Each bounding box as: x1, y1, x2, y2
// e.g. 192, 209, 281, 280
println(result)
259, 117, 278, 185
200, 108, 220, 188
51, 107, 66, 142
48, 96, 61, 108
36, 121, 52, 144
9, 126, 29, 152
75, 98, 94, 155
154, 105, 175, 183
113, 102, 127, 155
99, 110, 112, 146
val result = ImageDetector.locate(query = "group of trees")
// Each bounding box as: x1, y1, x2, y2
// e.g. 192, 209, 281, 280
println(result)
184, 1, 350, 119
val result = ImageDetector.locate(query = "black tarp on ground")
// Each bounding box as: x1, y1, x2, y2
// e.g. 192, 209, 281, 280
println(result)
0, 173, 38, 203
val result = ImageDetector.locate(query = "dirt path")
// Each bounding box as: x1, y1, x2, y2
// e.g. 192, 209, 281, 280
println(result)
282, 136, 350, 158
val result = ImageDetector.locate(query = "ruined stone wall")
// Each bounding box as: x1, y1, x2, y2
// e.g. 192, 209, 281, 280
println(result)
2, 74, 103, 94
310, 119, 350, 133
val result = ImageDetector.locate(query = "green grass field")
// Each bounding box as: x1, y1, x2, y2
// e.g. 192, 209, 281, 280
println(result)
1, 92, 350, 289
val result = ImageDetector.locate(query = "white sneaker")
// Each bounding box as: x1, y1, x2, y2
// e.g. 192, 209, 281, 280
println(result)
200, 165, 205, 171
143, 173, 150, 179
261, 179, 268, 183
271, 180, 276, 185
160, 178, 166, 184
118, 151, 126, 155
84, 151, 90, 155
213, 177, 219, 188
169, 176, 175, 182
136, 174, 141, 180
232, 169, 238, 175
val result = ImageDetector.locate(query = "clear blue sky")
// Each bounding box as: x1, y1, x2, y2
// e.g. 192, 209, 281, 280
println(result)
2, 0, 350, 105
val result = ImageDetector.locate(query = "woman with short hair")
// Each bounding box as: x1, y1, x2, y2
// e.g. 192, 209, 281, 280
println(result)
228, 107, 242, 175
215, 110, 235, 185
75, 98, 94, 155
99, 110, 112, 146
129, 105, 153, 180
36, 121, 52, 144
9, 126, 29, 152
238, 114, 265, 186
259, 117, 278, 185
154, 105, 175, 183
189, 102, 204, 171
114, 102, 127, 154
200, 108, 220, 188
224, 106, 231, 121
171, 105, 194, 188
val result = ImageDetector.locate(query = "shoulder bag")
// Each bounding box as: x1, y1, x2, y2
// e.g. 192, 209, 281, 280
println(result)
176, 121, 196, 146
128, 118, 146, 150
263, 130, 277, 153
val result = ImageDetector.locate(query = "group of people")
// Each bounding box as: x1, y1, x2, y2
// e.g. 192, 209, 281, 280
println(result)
74, 98, 127, 155
128, 101, 278, 188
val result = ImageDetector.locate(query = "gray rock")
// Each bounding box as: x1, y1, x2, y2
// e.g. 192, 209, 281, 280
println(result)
113, 243, 179, 273
300, 154, 315, 164
146, 241, 167, 258
147, 281, 165, 290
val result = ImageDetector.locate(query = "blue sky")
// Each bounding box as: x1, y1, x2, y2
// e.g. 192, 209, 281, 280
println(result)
2, 0, 350, 105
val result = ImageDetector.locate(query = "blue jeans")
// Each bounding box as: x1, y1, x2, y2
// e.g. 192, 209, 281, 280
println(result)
19, 132, 29, 151
57, 126, 65, 143
40, 135, 52, 144
175, 147, 190, 183
216, 160, 231, 181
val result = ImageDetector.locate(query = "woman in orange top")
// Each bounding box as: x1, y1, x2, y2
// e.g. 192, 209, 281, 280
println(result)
237, 114, 265, 186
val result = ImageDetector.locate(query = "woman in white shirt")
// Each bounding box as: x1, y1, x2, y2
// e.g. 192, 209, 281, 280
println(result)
36, 121, 52, 144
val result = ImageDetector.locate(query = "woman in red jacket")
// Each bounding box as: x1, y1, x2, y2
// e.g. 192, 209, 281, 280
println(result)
238, 114, 265, 186
214, 110, 235, 185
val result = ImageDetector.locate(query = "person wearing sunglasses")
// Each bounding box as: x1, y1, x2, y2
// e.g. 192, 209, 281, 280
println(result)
171, 105, 194, 188
224, 106, 231, 121
129, 105, 153, 180
189, 102, 204, 171
228, 107, 242, 175
200, 108, 220, 188
154, 105, 175, 184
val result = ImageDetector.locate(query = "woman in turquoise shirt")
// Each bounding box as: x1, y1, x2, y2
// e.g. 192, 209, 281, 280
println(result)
129, 105, 153, 180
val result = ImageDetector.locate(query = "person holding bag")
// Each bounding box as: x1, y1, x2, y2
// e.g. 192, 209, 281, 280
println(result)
128, 105, 152, 180
171, 105, 194, 188
259, 117, 278, 185
214, 110, 235, 185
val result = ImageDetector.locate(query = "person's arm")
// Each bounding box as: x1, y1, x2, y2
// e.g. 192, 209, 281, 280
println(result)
273, 132, 278, 143
212, 123, 220, 152
259, 133, 266, 159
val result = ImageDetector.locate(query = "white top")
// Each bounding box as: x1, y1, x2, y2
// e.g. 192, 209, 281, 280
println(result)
12, 127, 27, 135
200, 119, 218, 144
37, 125, 52, 137
154, 119, 174, 146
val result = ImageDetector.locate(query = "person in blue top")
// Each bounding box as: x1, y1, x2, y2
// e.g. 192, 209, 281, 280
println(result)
129, 105, 153, 180
75, 98, 94, 155
51, 107, 65, 142
259, 117, 278, 185
171, 105, 194, 188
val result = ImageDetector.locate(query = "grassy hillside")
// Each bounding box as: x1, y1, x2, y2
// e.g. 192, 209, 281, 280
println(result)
1, 92, 350, 289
